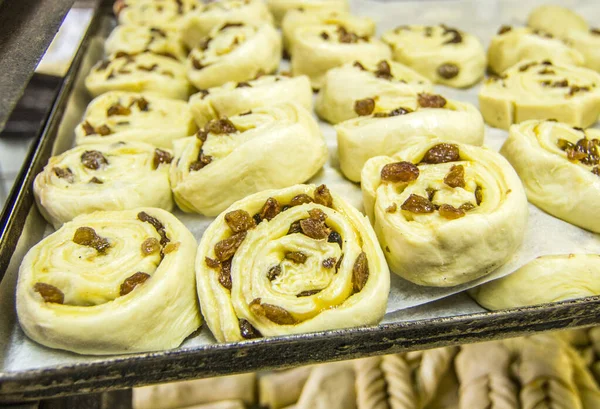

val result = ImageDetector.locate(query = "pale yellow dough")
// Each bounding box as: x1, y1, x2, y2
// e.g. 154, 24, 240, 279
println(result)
75, 91, 196, 148
361, 141, 528, 287
170, 103, 328, 216
187, 23, 281, 89
479, 59, 600, 130
16, 208, 200, 355
116, 0, 201, 31
104, 25, 187, 61
565, 30, 600, 72
266, 0, 349, 26
336, 95, 484, 182
382, 25, 486, 88
316, 60, 432, 124
188, 74, 312, 127
34, 142, 173, 228
527, 5, 589, 38
195, 184, 390, 342
85, 52, 192, 100
500, 120, 600, 232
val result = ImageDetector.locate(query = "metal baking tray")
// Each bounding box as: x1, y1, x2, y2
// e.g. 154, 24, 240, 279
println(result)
1, 0, 599, 403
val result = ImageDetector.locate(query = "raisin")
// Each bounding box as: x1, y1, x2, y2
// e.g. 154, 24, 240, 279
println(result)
424, 26, 433, 37
137, 64, 159, 72
290, 194, 313, 207
206, 118, 237, 134
96, 124, 112, 136
322, 257, 336, 269
198, 89, 209, 99
134, 97, 149, 111
253, 213, 262, 225
459, 202, 476, 211
82, 121, 96, 135
205, 257, 221, 268
418, 93, 447, 108
538, 68, 555, 75
338, 26, 359, 43
163, 242, 180, 254
141, 237, 160, 255
192, 58, 205, 70
374, 60, 392, 79
498, 25, 512, 35
259, 198, 281, 221
53, 167, 74, 183
153, 148, 173, 169
267, 265, 281, 280
439, 204, 466, 220
89, 177, 103, 184
354, 98, 375, 116
249, 299, 297, 325
541, 79, 569, 88
239, 318, 262, 339
120, 272, 151, 296
138, 211, 169, 245
81, 150, 108, 170
373, 107, 411, 118
420, 143, 460, 164
569, 85, 591, 96
386, 203, 397, 213
426, 187, 436, 201
314, 184, 333, 207
308, 208, 327, 222
444, 165, 466, 188
380, 161, 419, 183
214, 232, 246, 261
573, 138, 599, 165
189, 149, 212, 171
475, 185, 483, 205
353, 61, 366, 70
236, 82, 252, 88
107, 104, 131, 117
320, 32, 329, 40
437, 63, 459, 79
225, 209, 256, 233
287, 220, 302, 234
73, 227, 110, 253
300, 218, 330, 240
592, 28, 600, 36
443, 28, 462, 44
328, 231, 343, 247
285, 251, 307, 264
352, 252, 369, 292
97, 60, 111, 71
33, 283, 64, 304
400, 194, 435, 214
593, 167, 600, 176
219, 258, 232, 290
557, 138, 575, 151
297, 289, 321, 297
220, 22, 244, 31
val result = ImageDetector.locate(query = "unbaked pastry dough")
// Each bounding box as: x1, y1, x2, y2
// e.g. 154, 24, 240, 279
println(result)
479, 59, 600, 130
116, 0, 200, 31
564, 29, 600, 73
170, 103, 327, 216
34, 142, 173, 228
75, 91, 196, 149
315, 59, 433, 124
186, 23, 281, 89
85, 51, 192, 100
335, 94, 484, 182
500, 120, 600, 232
104, 25, 187, 61
381, 24, 486, 88
259, 366, 313, 409
195, 184, 390, 342
380, 354, 417, 409
527, 5, 589, 39
16, 208, 200, 355
296, 363, 357, 409
353, 357, 388, 409
361, 141, 528, 287
266, 0, 349, 27
188, 74, 312, 127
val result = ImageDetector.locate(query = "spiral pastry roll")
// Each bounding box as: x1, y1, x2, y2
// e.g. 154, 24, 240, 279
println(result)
187, 23, 281, 89
75, 91, 196, 148
316, 60, 433, 124
527, 5, 589, 39
291, 25, 391, 90
266, 0, 349, 26
188, 74, 312, 127
361, 141, 528, 287
488, 26, 584, 75
479, 60, 600, 130
500, 120, 600, 232
170, 103, 328, 216
34, 142, 173, 228
381, 25, 486, 88
196, 184, 389, 342
336, 93, 484, 182
16, 208, 200, 355
86, 51, 191, 100
105, 25, 187, 62
564, 29, 600, 73
115, 0, 200, 31
180, 0, 273, 50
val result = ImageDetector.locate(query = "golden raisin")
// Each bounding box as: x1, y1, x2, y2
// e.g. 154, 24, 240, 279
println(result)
418, 93, 447, 108
259, 198, 281, 221
107, 104, 131, 116
120, 272, 151, 296
322, 257, 336, 269
205, 257, 221, 268
420, 143, 460, 164
297, 289, 321, 297
314, 184, 333, 207
444, 165, 466, 188
214, 231, 246, 261
73, 227, 110, 253
153, 149, 173, 169
437, 63, 459, 79
400, 194, 435, 214
498, 25, 512, 35
96, 124, 112, 136
82, 121, 96, 135
239, 318, 262, 339
33, 283, 64, 304
386, 203, 397, 213
53, 167, 74, 183
352, 252, 369, 292
163, 242, 180, 254
354, 98, 375, 116
206, 118, 237, 134
380, 161, 419, 183
439, 204, 466, 220
81, 150, 108, 170
225, 209, 256, 233
141, 238, 160, 255
285, 251, 307, 264
307, 208, 327, 222
475, 185, 483, 205
250, 299, 297, 325
290, 194, 313, 207
374, 60, 392, 79
300, 218, 330, 240
267, 265, 281, 280
459, 202, 476, 211
219, 259, 232, 290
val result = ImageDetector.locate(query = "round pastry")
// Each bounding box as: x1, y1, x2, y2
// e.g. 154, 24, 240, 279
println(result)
85, 51, 192, 100
488, 26, 584, 75
361, 140, 528, 287
186, 23, 281, 89
291, 25, 391, 89
266, 0, 349, 26
381, 24, 486, 88
170, 103, 328, 216
116, 0, 201, 31
471, 254, 600, 310
564, 29, 600, 72
75, 91, 196, 149
16, 208, 200, 355
500, 120, 600, 232
188, 74, 313, 127
34, 142, 174, 228
527, 5, 588, 39
195, 183, 390, 342
315, 59, 433, 124
479, 59, 600, 130
104, 25, 187, 61
335, 93, 484, 182
282, 9, 375, 54
180, 0, 273, 50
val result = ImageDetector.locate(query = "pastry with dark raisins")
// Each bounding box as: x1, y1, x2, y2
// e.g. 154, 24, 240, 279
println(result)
105, 25, 187, 62
116, 0, 200, 31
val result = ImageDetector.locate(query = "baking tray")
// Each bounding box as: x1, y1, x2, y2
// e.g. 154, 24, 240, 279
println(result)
1, 0, 600, 403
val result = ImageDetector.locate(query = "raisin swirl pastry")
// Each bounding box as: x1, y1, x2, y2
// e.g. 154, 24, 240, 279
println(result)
381, 25, 486, 88
315, 60, 433, 124
361, 141, 528, 287
336, 93, 484, 182
188, 74, 312, 128
290, 25, 391, 90
187, 23, 281, 89
527, 5, 589, 39
34, 142, 173, 228
75, 91, 196, 149
105, 25, 187, 61
500, 120, 600, 232
16, 208, 200, 355
196, 184, 390, 342
488, 26, 584, 75
115, 0, 200, 31
479, 60, 600, 130
170, 103, 328, 216
85, 51, 192, 100
266, 0, 349, 27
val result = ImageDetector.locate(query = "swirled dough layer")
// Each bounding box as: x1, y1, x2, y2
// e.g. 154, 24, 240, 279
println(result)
361, 140, 528, 287
565, 29, 600, 72
479, 59, 600, 130
527, 5, 589, 39
336, 94, 484, 182
187, 23, 281, 89
382, 25, 486, 88
170, 103, 328, 216
290, 24, 391, 89
75, 91, 196, 148
266, 0, 349, 26
188, 74, 312, 127
34, 142, 174, 228
16, 208, 201, 355
500, 120, 600, 232
85, 52, 192, 100
116, 0, 201, 31
315, 59, 433, 124
195, 183, 390, 342
105, 25, 187, 61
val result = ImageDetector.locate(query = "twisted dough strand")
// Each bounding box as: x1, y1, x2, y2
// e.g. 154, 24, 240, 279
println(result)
416, 347, 458, 407
381, 354, 418, 409
354, 357, 389, 409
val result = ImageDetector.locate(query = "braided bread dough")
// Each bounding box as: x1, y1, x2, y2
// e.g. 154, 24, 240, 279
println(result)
527, 5, 589, 39
414, 347, 458, 407
105, 25, 186, 61
296, 363, 356, 409
266, 0, 349, 26
116, 0, 200, 31
381, 354, 417, 409
259, 366, 313, 409
354, 357, 389, 409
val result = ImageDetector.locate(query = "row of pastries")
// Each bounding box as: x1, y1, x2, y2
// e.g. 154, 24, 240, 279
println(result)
14, 0, 600, 355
